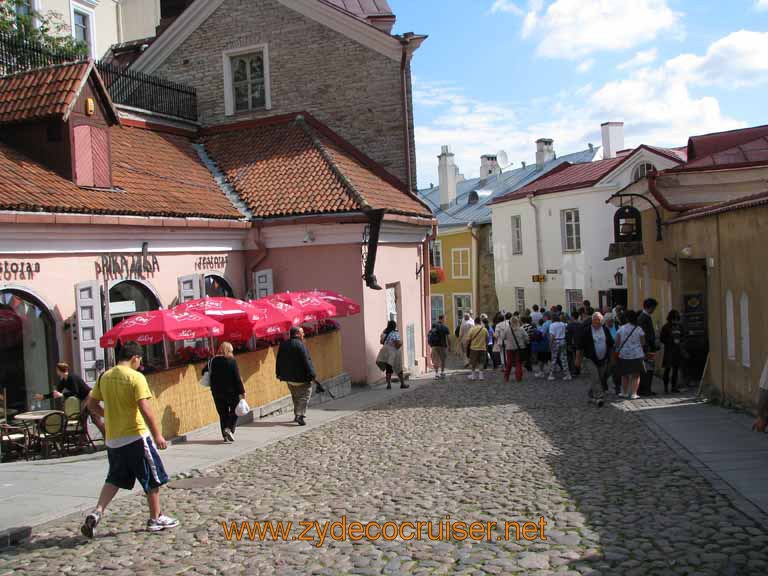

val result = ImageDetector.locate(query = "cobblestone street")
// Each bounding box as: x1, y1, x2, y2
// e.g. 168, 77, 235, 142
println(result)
3, 368, 768, 576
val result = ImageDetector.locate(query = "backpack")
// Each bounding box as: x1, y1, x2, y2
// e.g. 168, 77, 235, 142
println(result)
428, 327, 442, 347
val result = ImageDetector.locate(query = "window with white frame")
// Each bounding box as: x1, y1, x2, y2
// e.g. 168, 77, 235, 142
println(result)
565, 289, 584, 316
71, 3, 95, 58
633, 162, 655, 182
561, 209, 582, 252
725, 290, 735, 360
451, 248, 470, 279
453, 294, 472, 328
510, 215, 523, 255
429, 240, 443, 268
430, 295, 444, 325
223, 45, 271, 116
515, 287, 526, 313
740, 292, 750, 367
15, 0, 32, 19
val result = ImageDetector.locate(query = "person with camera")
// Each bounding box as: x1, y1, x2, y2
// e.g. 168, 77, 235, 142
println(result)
276, 327, 317, 426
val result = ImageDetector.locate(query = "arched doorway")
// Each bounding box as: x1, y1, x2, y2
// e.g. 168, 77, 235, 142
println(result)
109, 280, 163, 371
205, 274, 234, 298
0, 289, 58, 413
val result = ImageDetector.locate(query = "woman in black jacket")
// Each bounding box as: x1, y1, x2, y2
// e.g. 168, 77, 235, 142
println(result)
203, 341, 245, 442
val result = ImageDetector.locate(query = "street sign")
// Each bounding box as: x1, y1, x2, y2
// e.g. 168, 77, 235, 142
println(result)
531, 274, 546, 283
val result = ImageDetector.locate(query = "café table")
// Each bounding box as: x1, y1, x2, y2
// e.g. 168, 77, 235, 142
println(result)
13, 410, 65, 458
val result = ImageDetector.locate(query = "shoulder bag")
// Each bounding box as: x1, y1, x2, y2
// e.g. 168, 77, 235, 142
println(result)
199, 358, 213, 389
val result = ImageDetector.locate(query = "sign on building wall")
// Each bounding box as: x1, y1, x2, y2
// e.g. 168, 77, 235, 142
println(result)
1, 261, 41, 281
94, 242, 160, 280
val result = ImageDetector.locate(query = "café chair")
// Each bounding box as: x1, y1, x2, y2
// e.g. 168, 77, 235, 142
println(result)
63, 397, 95, 455
37, 412, 66, 459
0, 422, 29, 461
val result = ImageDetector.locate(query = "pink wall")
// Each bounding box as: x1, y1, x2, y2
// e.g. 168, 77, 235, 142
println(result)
252, 244, 368, 382
363, 244, 427, 385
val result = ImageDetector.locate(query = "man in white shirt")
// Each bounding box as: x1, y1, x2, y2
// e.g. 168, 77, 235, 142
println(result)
548, 313, 571, 381
458, 313, 475, 367
531, 305, 543, 326
753, 356, 768, 432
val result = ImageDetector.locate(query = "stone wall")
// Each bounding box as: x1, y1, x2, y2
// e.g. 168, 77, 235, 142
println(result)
477, 224, 499, 316
155, 0, 415, 188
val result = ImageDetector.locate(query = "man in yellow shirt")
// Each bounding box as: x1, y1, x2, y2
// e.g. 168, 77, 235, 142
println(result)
80, 342, 178, 538
466, 317, 489, 381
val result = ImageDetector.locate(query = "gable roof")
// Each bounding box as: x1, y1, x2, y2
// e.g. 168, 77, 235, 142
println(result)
200, 113, 433, 220
419, 147, 599, 227
0, 60, 118, 126
687, 124, 768, 162
491, 144, 685, 204
131, 0, 405, 74
0, 124, 243, 220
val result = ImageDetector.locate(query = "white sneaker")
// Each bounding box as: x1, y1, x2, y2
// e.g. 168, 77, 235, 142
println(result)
563, 375, 572, 381
630, 394, 640, 400
618, 392, 626, 398
147, 515, 180, 532
468, 373, 476, 381
547, 375, 555, 381
478, 372, 485, 381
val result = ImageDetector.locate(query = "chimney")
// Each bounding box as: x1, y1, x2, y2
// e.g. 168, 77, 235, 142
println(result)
438, 145, 457, 209
479, 154, 500, 178
601, 122, 624, 159
535, 138, 555, 170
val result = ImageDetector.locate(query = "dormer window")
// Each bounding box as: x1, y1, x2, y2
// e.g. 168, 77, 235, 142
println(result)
632, 162, 655, 182
223, 44, 272, 116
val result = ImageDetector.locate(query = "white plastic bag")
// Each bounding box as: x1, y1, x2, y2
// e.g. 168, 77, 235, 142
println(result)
235, 398, 251, 417
199, 360, 211, 389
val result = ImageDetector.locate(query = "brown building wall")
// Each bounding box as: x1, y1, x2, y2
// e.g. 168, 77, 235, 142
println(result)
477, 224, 499, 316
154, 0, 415, 187
628, 203, 768, 411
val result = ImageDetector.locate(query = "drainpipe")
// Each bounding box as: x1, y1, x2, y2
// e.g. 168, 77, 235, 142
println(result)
469, 222, 479, 314
527, 195, 545, 306
421, 226, 435, 369
716, 214, 725, 402
399, 38, 414, 194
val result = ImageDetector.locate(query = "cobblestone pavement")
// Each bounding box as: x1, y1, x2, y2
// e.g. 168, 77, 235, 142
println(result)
3, 367, 768, 576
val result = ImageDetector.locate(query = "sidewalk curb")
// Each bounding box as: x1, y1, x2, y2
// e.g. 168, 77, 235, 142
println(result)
630, 403, 768, 530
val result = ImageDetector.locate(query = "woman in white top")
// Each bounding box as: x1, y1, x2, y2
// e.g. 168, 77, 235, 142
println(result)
502, 317, 530, 383
614, 309, 646, 399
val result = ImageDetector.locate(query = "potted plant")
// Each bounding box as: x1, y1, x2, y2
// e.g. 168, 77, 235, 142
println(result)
430, 267, 446, 284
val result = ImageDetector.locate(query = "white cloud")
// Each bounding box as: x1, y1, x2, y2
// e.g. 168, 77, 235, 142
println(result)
665, 30, 768, 88
757, 0, 768, 10
489, 0, 524, 15
522, 0, 682, 59
577, 59, 595, 73
618, 49, 658, 70
412, 30, 761, 188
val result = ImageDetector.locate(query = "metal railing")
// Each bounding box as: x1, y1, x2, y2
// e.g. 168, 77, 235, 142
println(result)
0, 30, 198, 121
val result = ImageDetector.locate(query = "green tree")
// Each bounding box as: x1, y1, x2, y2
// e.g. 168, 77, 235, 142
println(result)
0, 0, 87, 59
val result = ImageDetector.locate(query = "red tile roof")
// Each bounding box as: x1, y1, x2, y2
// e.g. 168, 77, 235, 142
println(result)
687, 124, 768, 161
676, 136, 768, 170
201, 113, 433, 219
668, 190, 768, 224
0, 60, 116, 125
492, 156, 626, 203
0, 124, 243, 219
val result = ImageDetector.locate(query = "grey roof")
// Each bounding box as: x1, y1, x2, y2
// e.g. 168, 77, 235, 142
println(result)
418, 148, 600, 228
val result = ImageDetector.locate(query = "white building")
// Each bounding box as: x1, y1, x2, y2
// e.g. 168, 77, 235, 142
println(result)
16, 0, 161, 59
490, 122, 686, 313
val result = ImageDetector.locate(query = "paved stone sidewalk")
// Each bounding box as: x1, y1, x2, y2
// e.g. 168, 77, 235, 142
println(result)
2, 368, 768, 575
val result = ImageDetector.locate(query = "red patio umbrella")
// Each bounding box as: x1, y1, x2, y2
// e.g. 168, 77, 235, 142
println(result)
307, 290, 361, 317
271, 292, 336, 323
245, 298, 304, 337
99, 310, 224, 347
173, 297, 255, 319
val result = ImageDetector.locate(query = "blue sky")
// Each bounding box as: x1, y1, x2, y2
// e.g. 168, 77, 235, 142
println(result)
390, 1, 768, 189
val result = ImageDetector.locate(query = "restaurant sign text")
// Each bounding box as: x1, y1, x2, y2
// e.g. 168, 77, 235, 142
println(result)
195, 255, 229, 271
95, 252, 160, 280
1, 260, 41, 281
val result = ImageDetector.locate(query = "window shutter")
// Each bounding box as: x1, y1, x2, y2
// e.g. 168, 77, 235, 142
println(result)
91, 127, 111, 188
178, 274, 204, 303
75, 281, 104, 387
251, 269, 274, 299
74, 125, 94, 187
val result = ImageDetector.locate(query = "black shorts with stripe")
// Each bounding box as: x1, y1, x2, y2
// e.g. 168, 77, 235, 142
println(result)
106, 436, 169, 493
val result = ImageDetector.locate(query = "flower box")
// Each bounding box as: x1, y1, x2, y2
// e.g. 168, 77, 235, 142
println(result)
430, 267, 446, 284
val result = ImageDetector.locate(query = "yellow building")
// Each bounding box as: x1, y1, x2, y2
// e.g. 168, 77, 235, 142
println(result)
429, 226, 477, 331
606, 124, 768, 410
